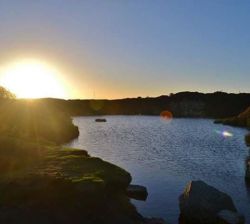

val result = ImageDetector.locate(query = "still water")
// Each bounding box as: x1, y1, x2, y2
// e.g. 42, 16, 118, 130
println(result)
67, 116, 250, 224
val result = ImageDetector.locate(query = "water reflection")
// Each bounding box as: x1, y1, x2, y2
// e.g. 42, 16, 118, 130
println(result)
215, 129, 233, 138
160, 110, 173, 122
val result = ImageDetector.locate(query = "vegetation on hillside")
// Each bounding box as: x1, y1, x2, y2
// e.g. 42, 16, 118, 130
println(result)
0, 136, 142, 224
31, 91, 250, 118
0, 86, 16, 99
0, 87, 146, 223
0, 99, 79, 144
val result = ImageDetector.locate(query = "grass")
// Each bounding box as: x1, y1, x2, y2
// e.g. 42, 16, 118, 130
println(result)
0, 97, 142, 223
0, 136, 139, 223
0, 99, 79, 144
0, 136, 131, 189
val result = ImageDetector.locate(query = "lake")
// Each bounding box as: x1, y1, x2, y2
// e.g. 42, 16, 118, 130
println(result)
67, 116, 250, 224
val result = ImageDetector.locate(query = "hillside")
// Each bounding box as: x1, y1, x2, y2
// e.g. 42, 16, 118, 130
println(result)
214, 106, 250, 128
30, 91, 250, 118
0, 88, 161, 223
215, 106, 250, 146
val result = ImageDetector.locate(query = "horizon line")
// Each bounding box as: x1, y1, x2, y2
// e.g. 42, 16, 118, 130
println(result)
16, 90, 250, 101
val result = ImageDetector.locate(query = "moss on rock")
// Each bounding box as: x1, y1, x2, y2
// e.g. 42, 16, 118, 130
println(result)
0, 136, 141, 223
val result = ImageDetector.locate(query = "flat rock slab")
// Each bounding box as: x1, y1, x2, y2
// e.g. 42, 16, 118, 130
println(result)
126, 184, 148, 201
95, 119, 107, 122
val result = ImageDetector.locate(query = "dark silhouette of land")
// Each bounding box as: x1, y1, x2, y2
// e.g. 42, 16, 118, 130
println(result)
0, 87, 249, 224
30, 91, 250, 118
0, 87, 158, 224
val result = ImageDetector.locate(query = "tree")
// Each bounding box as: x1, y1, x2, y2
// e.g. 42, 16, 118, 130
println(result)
0, 86, 16, 99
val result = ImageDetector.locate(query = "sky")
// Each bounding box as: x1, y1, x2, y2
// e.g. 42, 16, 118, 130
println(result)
0, 0, 249, 99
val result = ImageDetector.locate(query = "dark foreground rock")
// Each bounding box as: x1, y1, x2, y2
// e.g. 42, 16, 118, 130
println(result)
95, 118, 107, 122
217, 210, 245, 224
245, 157, 250, 181
245, 134, 250, 147
0, 137, 160, 224
179, 180, 244, 224
127, 184, 148, 201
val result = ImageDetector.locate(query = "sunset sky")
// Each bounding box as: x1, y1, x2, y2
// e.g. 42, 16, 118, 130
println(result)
0, 1, 249, 99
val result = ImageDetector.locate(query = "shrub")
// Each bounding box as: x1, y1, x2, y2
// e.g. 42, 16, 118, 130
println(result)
0, 86, 16, 99
0, 100, 79, 144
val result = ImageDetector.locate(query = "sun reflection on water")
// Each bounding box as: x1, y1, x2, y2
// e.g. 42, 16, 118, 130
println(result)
215, 130, 233, 138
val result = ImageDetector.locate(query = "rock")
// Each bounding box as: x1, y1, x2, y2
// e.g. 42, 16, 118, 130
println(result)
245, 134, 250, 146
95, 118, 107, 122
217, 210, 245, 224
126, 184, 148, 201
214, 119, 222, 124
179, 180, 241, 224
143, 217, 166, 224
245, 157, 250, 181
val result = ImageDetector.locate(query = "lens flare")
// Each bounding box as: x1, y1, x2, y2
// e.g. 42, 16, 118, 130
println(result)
160, 110, 173, 122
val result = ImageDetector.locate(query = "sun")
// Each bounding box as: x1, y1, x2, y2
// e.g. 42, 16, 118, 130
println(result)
0, 59, 67, 99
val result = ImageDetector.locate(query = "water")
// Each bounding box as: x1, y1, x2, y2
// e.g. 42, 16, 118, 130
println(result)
66, 116, 250, 224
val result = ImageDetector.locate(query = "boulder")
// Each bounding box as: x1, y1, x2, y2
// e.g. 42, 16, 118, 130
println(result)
179, 180, 243, 224
126, 184, 148, 201
95, 118, 107, 122
143, 217, 166, 224
245, 157, 250, 181
217, 210, 245, 224
245, 134, 250, 146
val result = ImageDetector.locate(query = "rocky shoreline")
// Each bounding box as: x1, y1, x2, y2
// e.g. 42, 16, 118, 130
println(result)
214, 106, 250, 183
0, 135, 168, 224
0, 98, 166, 223
179, 181, 245, 224
0, 97, 249, 224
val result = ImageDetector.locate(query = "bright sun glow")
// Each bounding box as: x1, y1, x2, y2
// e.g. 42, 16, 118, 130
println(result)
0, 59, 67, 99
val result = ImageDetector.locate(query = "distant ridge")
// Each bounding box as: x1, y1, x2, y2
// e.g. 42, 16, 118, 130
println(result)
26, 91, 250, 118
